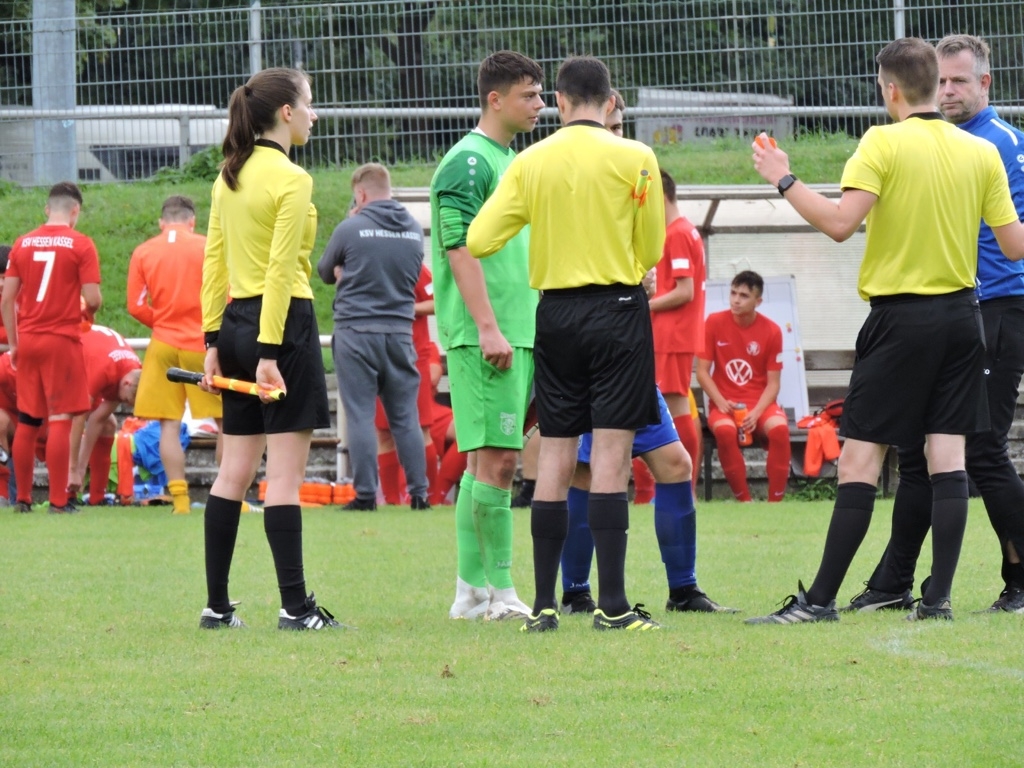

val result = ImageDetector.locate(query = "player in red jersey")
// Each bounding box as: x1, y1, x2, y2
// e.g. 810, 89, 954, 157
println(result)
696, 270, 790, 502
375, 264, 439, 503
68, 325, 142, 505
0, 245, 11, 347
0, 182, 102, 513
649, 169, 706, 499
0, 350, 16, 502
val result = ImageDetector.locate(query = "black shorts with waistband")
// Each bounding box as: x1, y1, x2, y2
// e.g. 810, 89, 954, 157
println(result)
534, 283, 660, 437
216, 296, 331, 436
841, 288, 988, 446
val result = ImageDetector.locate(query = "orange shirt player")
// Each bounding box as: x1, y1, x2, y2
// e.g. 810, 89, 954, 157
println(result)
127, 195, 224, 514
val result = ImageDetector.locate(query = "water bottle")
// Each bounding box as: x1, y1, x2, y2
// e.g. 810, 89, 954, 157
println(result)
734, 403, 752, 447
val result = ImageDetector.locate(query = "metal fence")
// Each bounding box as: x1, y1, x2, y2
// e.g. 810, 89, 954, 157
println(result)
1, 1, 1022, 184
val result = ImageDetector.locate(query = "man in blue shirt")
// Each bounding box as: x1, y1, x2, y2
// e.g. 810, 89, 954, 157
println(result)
842, 34, 1024, 615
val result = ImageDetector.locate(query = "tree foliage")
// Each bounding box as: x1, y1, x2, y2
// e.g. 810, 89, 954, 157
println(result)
1, 1, 1021, 163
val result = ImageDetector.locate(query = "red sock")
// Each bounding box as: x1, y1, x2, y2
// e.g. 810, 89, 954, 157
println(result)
88, 435, 114, 504
12, 423, 39, 504
433, 443, 467, 504
115, 432, 134, 502
713, 424, 752, 501
0, 463, 9, 499
632, 457, 655, 504
46, 419, 73, 507
378, 450, 402, 505
766, 423, 792, 502
673, 414, 701, 481
424, 442, 438, 500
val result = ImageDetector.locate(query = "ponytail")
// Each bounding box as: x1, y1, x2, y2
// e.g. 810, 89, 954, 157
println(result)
219, 68, 309, 191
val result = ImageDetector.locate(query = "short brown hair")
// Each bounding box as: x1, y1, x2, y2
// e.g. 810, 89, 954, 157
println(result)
477, 51, 544, 110
876, 37, 939, 106
732, 270, 764, 296
610, 88, 625, 113
935, 34, 990, 77
660, 169, 677, 204
48, 181, 83, 210
350, 162, 391, 196
160, 195, 195, 222
555, 55, 611, 109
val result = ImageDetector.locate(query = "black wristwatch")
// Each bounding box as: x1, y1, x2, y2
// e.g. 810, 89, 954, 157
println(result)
777, 173, 798, 196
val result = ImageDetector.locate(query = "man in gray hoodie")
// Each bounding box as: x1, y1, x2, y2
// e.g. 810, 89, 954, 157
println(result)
318, 163, 429, 510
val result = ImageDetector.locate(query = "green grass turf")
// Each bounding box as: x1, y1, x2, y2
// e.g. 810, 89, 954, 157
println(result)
1, 497, 1020, 767
0, 133, 858, 344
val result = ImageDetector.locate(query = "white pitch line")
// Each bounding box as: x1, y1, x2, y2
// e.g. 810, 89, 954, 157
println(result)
871, 629, 1024, 680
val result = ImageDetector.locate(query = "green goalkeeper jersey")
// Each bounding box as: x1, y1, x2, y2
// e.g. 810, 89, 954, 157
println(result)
430, 130, 538, 350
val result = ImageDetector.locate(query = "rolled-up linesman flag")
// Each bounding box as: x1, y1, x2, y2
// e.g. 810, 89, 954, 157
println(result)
166, 367, 286, 401
633, 169, 651, 207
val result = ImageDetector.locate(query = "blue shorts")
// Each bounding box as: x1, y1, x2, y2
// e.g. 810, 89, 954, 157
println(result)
578, 388, 677, 463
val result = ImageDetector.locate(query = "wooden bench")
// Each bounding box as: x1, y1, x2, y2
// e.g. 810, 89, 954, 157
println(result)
697, 350, 897, 501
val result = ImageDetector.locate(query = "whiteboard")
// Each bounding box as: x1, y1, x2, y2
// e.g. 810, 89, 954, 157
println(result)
703, 275, 809, 424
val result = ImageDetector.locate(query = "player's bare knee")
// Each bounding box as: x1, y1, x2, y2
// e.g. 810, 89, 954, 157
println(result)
476, 447, 518, 488
643, 443, 692, 484
571, 462, 592, 491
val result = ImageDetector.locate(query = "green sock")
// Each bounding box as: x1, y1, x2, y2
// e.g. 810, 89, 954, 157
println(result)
456, 473, 486, 588
473, 480, 514, 590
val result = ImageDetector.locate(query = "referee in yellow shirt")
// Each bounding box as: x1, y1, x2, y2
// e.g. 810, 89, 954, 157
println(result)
746, 37, 1024, 624
199, 67, 340, 632
468, 55, 666, 632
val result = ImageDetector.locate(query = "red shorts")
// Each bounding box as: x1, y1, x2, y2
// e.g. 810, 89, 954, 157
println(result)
16, 333, 90, 418
655, 352, 694, 396
708, 402, 788, 436
0, 353, 17, 416
374, 357, 433, 430
430, 401, 455, 455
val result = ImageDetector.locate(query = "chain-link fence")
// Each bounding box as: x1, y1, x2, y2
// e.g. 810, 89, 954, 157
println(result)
1, 1, 1022, 184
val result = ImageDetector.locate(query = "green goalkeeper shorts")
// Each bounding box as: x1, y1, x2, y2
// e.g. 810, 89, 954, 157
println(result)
446, 345, 534, 452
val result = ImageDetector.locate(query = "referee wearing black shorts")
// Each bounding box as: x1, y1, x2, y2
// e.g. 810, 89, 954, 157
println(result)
746, 37, 1024, 624
198, 68, 340, 631
467, 55, 666, 632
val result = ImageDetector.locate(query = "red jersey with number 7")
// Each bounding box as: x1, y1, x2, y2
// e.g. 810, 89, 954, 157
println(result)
7, 223, 101, 339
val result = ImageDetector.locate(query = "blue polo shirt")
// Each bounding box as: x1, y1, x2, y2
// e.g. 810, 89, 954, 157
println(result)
962, 106, 1024, 300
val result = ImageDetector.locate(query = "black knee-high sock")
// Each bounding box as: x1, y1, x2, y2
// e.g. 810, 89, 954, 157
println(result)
264, 504, 307, 615
204, 495, 243, 613
924, 471, 969, 604
589, 492, 631, 616
868, 465, 931, 594
807, 483, 876, 606
531, 500, 568, 614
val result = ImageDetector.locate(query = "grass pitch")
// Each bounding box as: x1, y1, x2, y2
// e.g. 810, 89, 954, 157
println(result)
1, 498, 1020, 767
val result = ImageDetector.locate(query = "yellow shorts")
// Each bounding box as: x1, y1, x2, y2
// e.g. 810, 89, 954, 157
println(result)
134, 338, 223, 421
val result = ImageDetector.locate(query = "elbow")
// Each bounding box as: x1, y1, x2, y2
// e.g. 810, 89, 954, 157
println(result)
826, 226, 856, 243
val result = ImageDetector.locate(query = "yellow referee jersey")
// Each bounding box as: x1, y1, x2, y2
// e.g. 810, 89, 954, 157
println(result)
201, 144, 318, 346
467, 122, 665, 289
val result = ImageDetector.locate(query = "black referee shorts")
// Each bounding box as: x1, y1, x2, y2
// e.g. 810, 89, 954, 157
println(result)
216, 296, 331, 436
841, 288, 988, 446
534, 283, 660, 437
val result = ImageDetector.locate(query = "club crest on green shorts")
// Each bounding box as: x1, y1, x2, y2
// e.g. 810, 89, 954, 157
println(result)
500, 412, 517, 436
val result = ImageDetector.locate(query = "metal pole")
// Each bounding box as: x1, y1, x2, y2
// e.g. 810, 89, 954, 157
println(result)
178, 115, 191, 167
249, 1, 263, 76
894, 0, 905, 38
32, 0, 77, 185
